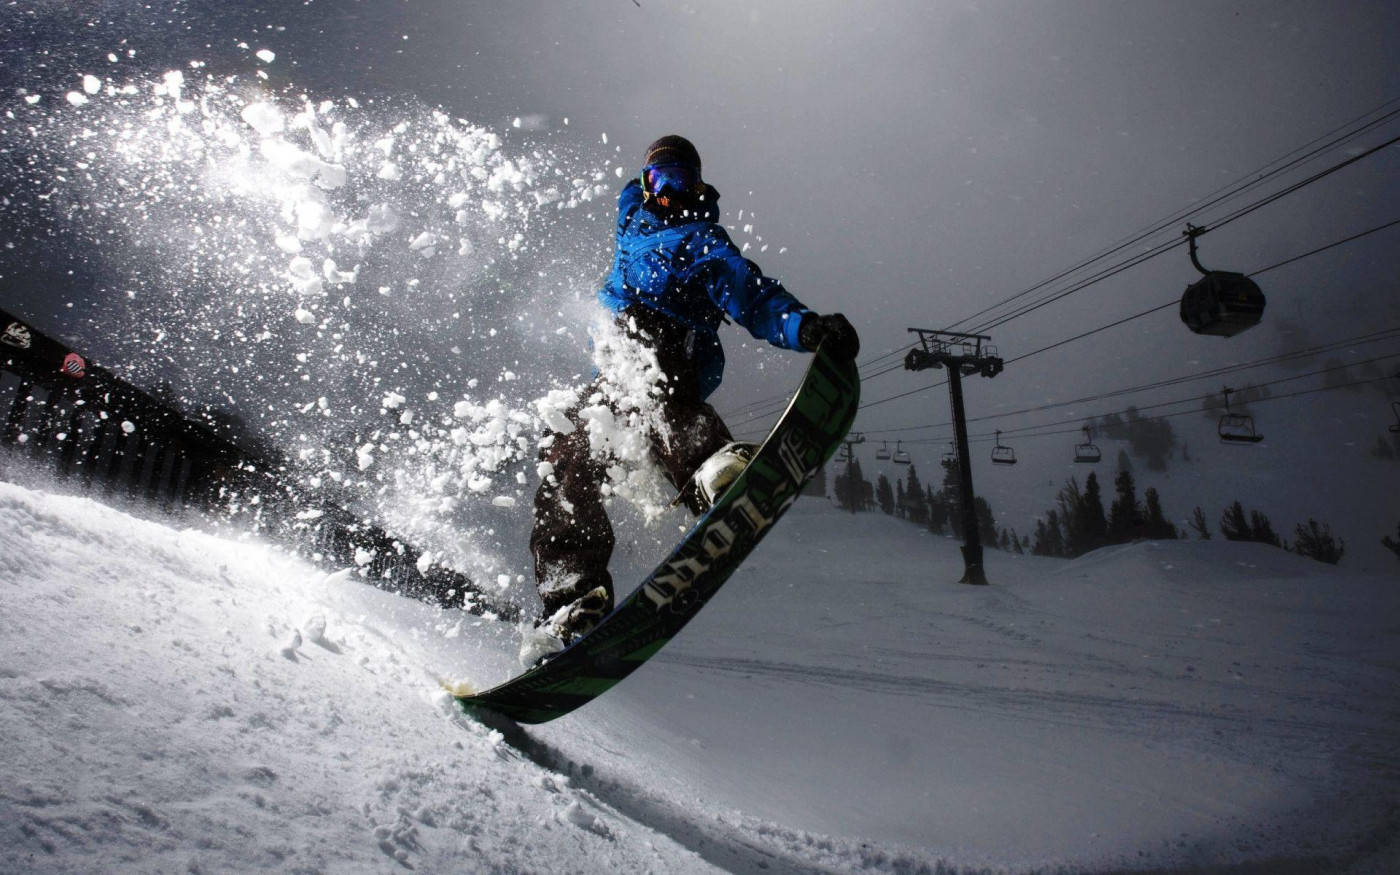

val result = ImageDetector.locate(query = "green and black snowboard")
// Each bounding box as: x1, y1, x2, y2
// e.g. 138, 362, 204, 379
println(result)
453, 344, 859, 724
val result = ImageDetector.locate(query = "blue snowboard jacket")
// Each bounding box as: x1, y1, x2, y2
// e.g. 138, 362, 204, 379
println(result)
597, 179, 812, 400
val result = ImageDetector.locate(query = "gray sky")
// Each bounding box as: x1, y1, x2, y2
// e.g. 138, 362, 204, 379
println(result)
3, 1, 1398, 550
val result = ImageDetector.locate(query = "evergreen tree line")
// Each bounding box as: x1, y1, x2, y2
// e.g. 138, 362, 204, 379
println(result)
1186, 500, 1348, 565
835, 460, 1381, 568
1030, 470, 1175, 558
839, 460, 1027, 554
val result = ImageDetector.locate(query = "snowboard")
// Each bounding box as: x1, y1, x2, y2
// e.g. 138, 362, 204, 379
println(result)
453, 343, 860, 725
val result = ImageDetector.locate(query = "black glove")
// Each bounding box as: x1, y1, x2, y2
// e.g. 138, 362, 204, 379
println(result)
798, 312, 860, 360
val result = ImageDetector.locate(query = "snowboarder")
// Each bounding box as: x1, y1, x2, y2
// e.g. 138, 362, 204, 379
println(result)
524, 135, 859, 664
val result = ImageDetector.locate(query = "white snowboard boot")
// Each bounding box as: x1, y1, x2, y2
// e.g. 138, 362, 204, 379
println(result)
517, 585, 611, 668
692, 441, 758, 511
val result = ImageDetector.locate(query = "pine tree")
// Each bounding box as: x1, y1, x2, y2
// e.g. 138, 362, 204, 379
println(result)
875, 474, 894, 515
1142, 488, 1177, 540
1249, 510, 1282, 547
1219, 500, 1281, 546
1032, 509, 1066, 557
835, 458, 868, 513
895, 480, 906, 519
1292, 518, 1345, 564
1056, 473, 1108, 556
927, 485, 948, 535
1188, 506, 1211, 540
904, 463, 928, 524
1107, 468, 1143, 543
1219, 501, 1251, 541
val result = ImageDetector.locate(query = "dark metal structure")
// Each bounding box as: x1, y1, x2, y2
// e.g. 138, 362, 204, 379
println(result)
905, 328, 1004, 586
1074, 426, 1102, 463
835, 431, 865, 513
1179, 224, 1266, 337
1217, 386, 1264, 444
990, 430, 1018, 466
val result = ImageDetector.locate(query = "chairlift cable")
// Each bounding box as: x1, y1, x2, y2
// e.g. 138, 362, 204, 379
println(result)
855, 218, 1400, 415
723, 111, 1400, 424
945, 100, 1400, 334
957, 350, 1400, 443
862, 325, 1400, 438
964, 132, 1400, 337
949, 369, 1399, 448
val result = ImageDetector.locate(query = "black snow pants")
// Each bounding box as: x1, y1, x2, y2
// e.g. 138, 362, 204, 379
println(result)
528, 305, 733, 619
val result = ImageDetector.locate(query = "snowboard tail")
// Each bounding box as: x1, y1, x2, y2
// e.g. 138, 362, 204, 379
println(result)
454, 345, 859, 724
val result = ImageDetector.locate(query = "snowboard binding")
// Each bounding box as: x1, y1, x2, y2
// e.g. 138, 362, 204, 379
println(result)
672, 441, 759, 514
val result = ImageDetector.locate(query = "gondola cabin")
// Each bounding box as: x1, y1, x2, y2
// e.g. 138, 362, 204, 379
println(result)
1180, 270, 1266, 337
1178, 225, 1266, 338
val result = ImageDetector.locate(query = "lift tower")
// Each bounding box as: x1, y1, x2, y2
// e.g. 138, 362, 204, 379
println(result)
905, 329, 1004, 585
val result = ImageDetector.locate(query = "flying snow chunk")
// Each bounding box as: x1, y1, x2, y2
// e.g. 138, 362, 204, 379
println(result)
120, 420, 136, 434
240, 101, 285, 135
356, 444, 375, 471
366, 203, 400, 234
293, 307, 316, 325
255, 49, 276, 63
82, 75, 101, 94
65, 92, 89, 107
382, 392, 407, 410
491, 496, 517, 508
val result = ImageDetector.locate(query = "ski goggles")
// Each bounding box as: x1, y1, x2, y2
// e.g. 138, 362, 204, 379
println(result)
642, 163, 701, 196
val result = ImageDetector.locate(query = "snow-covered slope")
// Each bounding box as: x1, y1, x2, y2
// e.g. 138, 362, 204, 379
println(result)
2, 479, 1398, 874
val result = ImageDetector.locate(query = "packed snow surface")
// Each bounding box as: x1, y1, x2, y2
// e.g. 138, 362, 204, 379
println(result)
2, 479, 1398, 873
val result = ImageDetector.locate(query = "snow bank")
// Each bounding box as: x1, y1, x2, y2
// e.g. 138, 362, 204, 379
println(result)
4, 478, 1398, 872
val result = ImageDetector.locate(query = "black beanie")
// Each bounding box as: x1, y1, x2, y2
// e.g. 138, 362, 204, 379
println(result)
643, 135, 701, 170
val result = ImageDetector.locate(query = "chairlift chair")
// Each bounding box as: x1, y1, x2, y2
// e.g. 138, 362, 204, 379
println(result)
991, 430, 1018, 465
941, 443, 957, 470
1178, 225, 1266, 337
1073, 426, 1101, 463
875, 440, 892, 461
1218, 386, 1264, 444
892, 440, 911, 465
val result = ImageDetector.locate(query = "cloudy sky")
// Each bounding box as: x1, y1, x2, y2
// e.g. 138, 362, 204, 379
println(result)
3, 0, 1398, 454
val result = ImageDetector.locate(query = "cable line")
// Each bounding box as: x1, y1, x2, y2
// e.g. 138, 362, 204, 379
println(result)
864, 326, 1400, 440
913, 349, 1400, 446
725, 105, 1400, 429
854, 215, 1400, 414
968, 132, 1400, 337
947, 100, 1400, 334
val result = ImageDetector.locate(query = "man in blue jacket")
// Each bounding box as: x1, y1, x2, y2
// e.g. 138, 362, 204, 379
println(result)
525, 135, 858, 662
